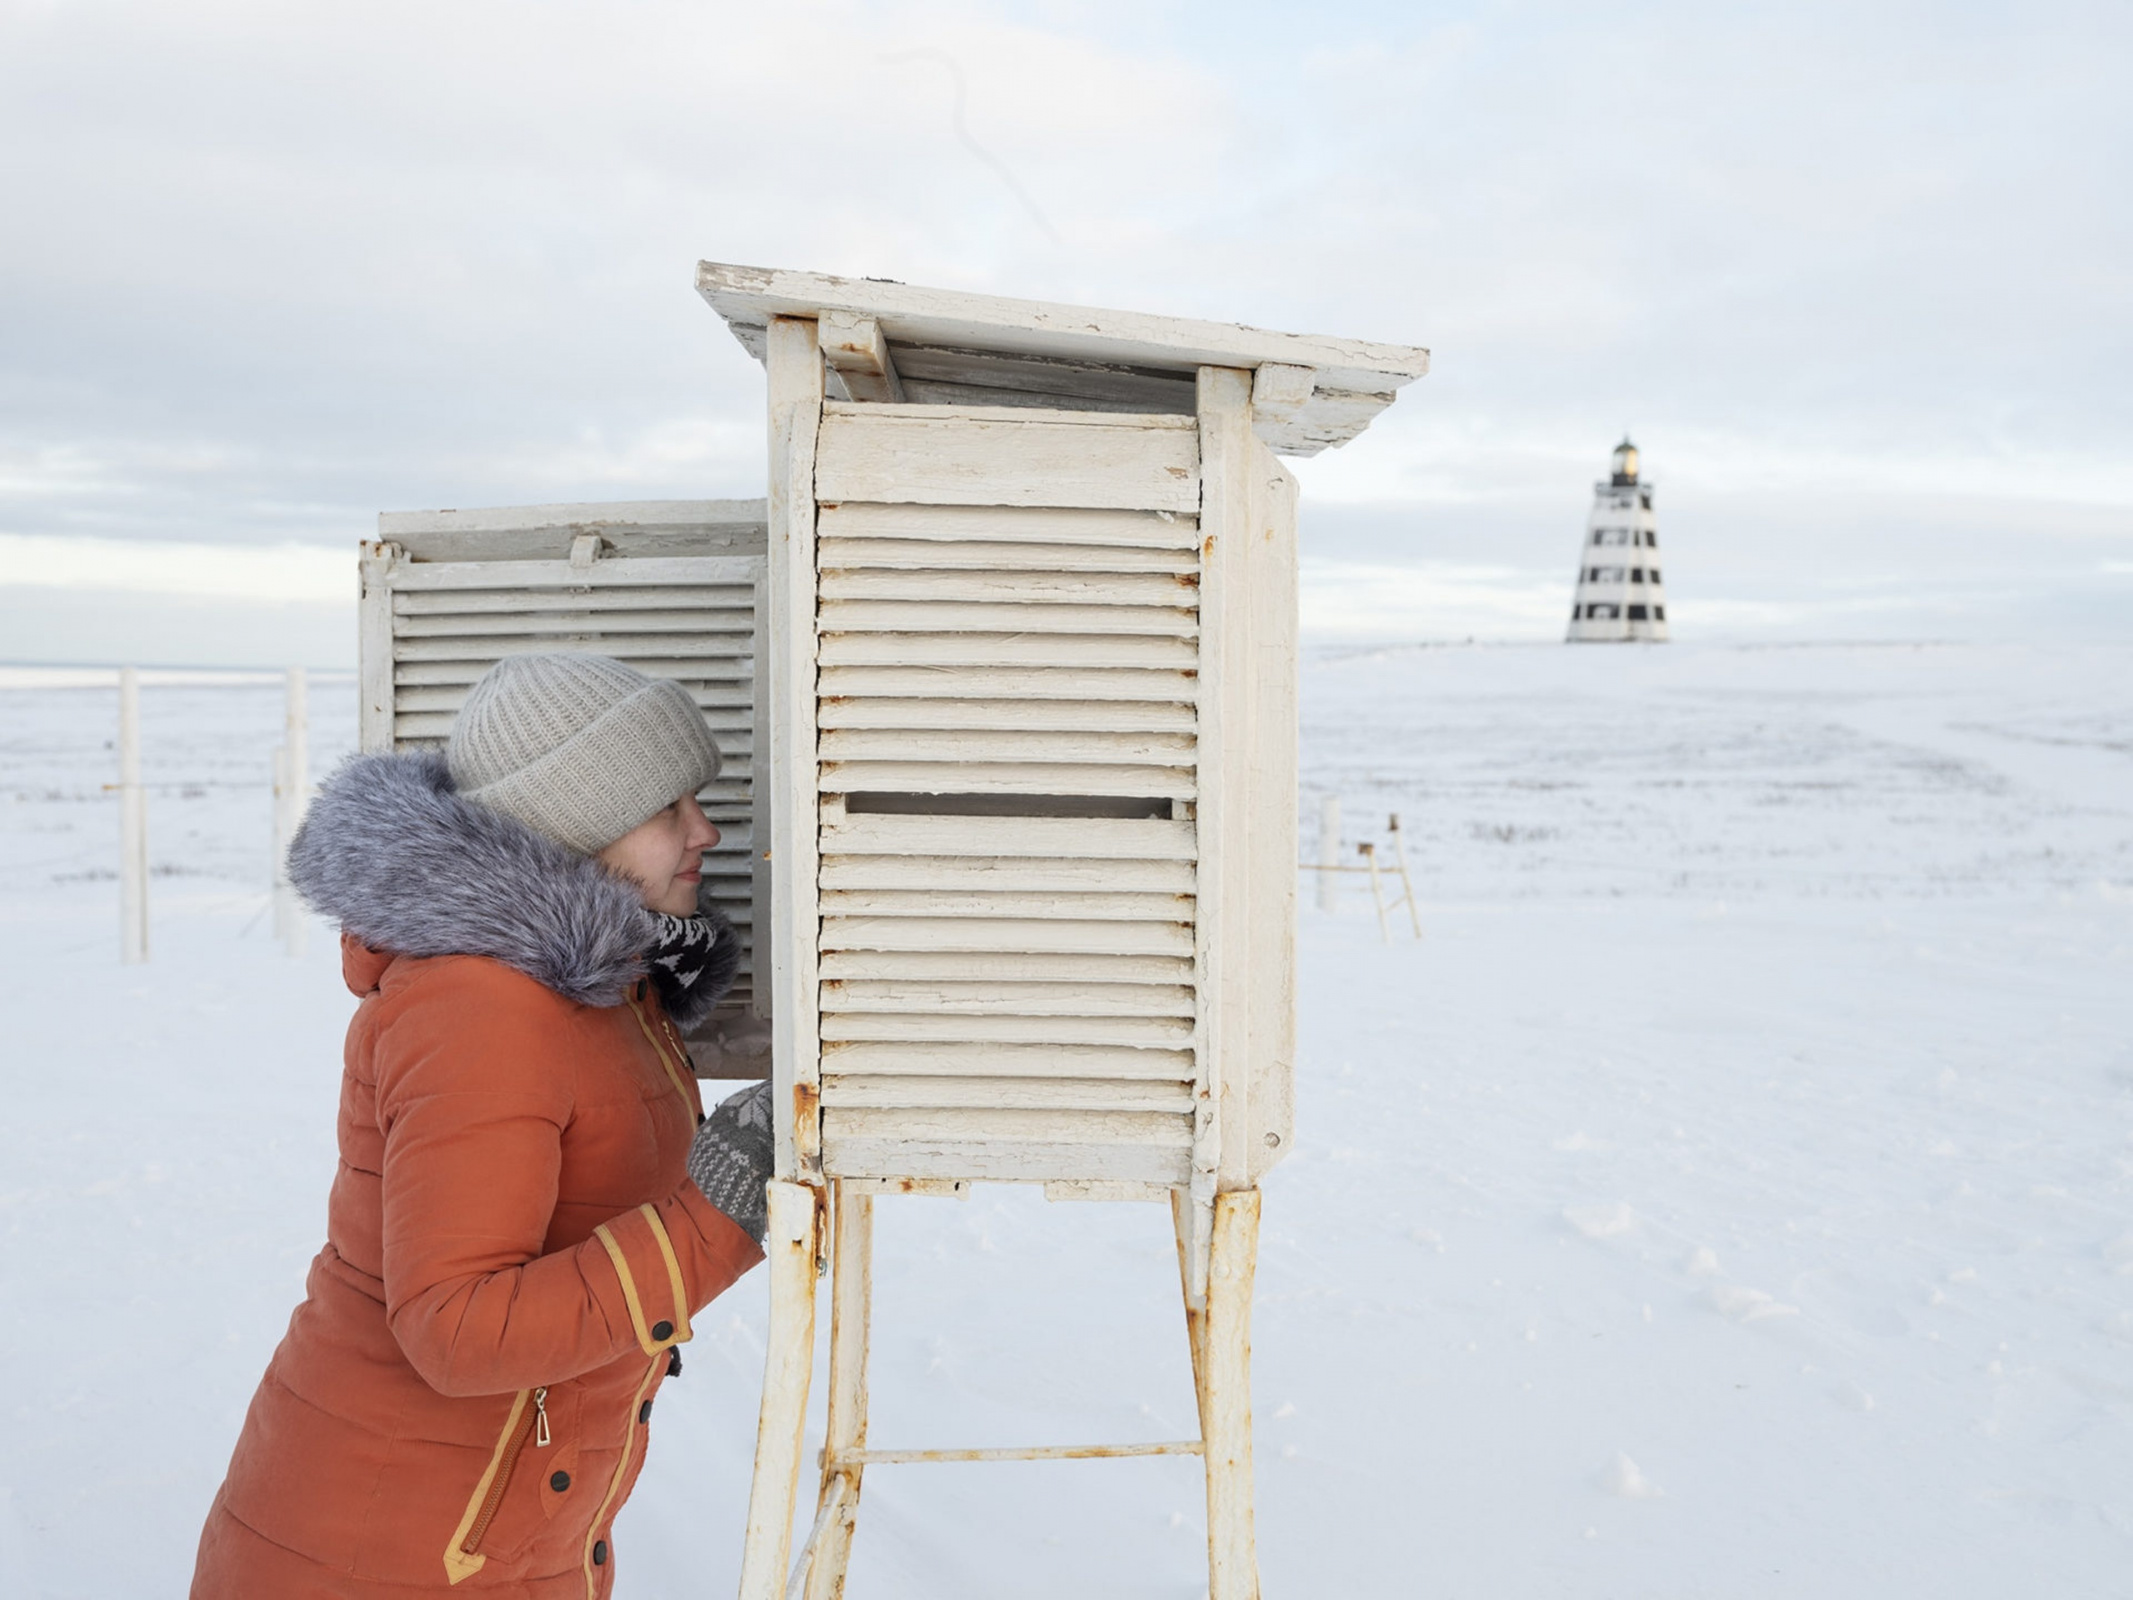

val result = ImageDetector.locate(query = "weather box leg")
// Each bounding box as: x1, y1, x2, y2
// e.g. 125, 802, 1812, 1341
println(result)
1170, 1187, 1211, 1439
804, 1181, 873, 1600
1201, 1188, 1262, 1600
737, 1179, 823, 1600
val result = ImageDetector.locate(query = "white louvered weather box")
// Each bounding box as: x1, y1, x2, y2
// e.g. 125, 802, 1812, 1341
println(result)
699, 263, 1432, 1600
356, 499, 772, 1074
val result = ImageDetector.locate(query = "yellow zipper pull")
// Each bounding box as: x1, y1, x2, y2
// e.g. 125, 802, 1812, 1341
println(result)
533, 1387, 551, 1448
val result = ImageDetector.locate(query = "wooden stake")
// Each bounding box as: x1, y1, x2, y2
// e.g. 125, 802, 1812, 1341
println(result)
1201, 1188, 1261, 1600
738, 1180, 823, 1600
804, 1182, 872, 1600
1388, 812, 1422, 939
117, 667, 147, 964
1361, 841, 1389, 943
1315, 794, 1340, 913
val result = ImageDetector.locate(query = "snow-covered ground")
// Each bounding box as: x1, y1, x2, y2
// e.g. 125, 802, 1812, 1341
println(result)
2, 643, 2128, 1598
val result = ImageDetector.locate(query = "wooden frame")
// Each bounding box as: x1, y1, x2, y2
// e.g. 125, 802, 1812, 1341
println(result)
708, 264, 1427, 1600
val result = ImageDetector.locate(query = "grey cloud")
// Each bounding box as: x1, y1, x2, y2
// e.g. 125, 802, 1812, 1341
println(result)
0, 0, 2127, 658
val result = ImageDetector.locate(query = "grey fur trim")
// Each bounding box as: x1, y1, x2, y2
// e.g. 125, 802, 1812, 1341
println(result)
289, 750, 669, 1009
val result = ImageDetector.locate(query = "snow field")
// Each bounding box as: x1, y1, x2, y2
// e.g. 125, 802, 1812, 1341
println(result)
1, 643, 2128, 1597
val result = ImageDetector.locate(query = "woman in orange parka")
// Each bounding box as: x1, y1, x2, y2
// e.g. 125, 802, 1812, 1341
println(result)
192, 653, 775, 1599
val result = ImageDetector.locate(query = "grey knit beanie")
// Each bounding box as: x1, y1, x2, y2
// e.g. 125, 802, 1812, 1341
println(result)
446, 653, 721, 854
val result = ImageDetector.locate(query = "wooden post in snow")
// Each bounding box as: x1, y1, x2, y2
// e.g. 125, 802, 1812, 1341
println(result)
1388, 812, 1423, 938
273, 667, 310, 957
1361, 841, 1389, 943
117, 667, 148, 964
1316, 794, 1341, 912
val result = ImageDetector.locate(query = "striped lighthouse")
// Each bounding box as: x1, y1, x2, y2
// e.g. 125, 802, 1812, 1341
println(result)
1566, 439, 1669, 642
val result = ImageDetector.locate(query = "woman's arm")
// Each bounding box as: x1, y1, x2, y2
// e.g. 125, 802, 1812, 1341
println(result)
371, 959, 760, 1397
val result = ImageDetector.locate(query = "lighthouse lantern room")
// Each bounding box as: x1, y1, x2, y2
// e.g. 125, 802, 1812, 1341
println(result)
1566, 438, 1669, 642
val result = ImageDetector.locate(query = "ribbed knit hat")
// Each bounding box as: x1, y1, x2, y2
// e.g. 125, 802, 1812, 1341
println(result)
446, 653, 722, 854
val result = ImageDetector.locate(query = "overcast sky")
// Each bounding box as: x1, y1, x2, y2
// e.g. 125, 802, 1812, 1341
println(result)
2, 0, 2127, 664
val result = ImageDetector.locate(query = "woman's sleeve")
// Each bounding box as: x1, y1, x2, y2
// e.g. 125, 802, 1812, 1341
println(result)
372, 961, 761, 1397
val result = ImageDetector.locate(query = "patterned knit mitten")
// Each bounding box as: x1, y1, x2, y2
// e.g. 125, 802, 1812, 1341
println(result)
687, 1079, 773, 1247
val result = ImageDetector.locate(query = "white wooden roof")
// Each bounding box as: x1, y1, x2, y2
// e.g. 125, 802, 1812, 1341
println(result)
696, 262, 1430, 457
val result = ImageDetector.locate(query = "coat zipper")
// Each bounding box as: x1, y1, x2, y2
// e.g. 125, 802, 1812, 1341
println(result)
460, 1386, 547, 1558
626, 991, 700, 1122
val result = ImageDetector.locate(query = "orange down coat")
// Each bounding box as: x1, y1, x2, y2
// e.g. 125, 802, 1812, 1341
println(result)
191, 753, 762, 1599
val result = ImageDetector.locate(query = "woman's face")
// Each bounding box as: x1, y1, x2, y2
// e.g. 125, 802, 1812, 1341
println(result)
596, 793, 722, 916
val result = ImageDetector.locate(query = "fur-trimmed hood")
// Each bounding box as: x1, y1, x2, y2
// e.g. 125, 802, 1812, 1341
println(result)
288, 750, 738, 1024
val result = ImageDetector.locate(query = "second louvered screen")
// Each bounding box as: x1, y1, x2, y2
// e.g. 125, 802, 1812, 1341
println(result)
387, 553, 760, 1007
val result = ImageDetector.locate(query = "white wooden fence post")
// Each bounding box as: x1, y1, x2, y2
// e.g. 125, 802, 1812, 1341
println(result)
1315, 794, 1340, 912
116, 667, 149, 964
273, 667, 310, 957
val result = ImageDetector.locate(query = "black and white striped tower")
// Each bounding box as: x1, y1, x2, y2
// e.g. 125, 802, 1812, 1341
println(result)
1566, 438, 1669, 642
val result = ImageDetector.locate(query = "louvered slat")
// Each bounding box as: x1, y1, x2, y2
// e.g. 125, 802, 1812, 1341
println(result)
816, 697, 1194, 733
819, 1041, 1194, 1078
394, 587, 755, 613
816, 502, 1199, 549
394, 609, 752, 637
395, 635, 755, 665
816, 949, 1194, 985
820, 1012, 1191, 1047
820, 978, 1195, 1016
819, 537, 1197, 573
821, 917, 1193, 958
820, 889, 1193, 923
820, 813, 1195, 860
819, 761, 1193, 799
817, 855, 1193, 894
821, 1077, 1194, 1113
394, 659, 755, 687
818, 569, 1197, 606
816, 632, 1195, 669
